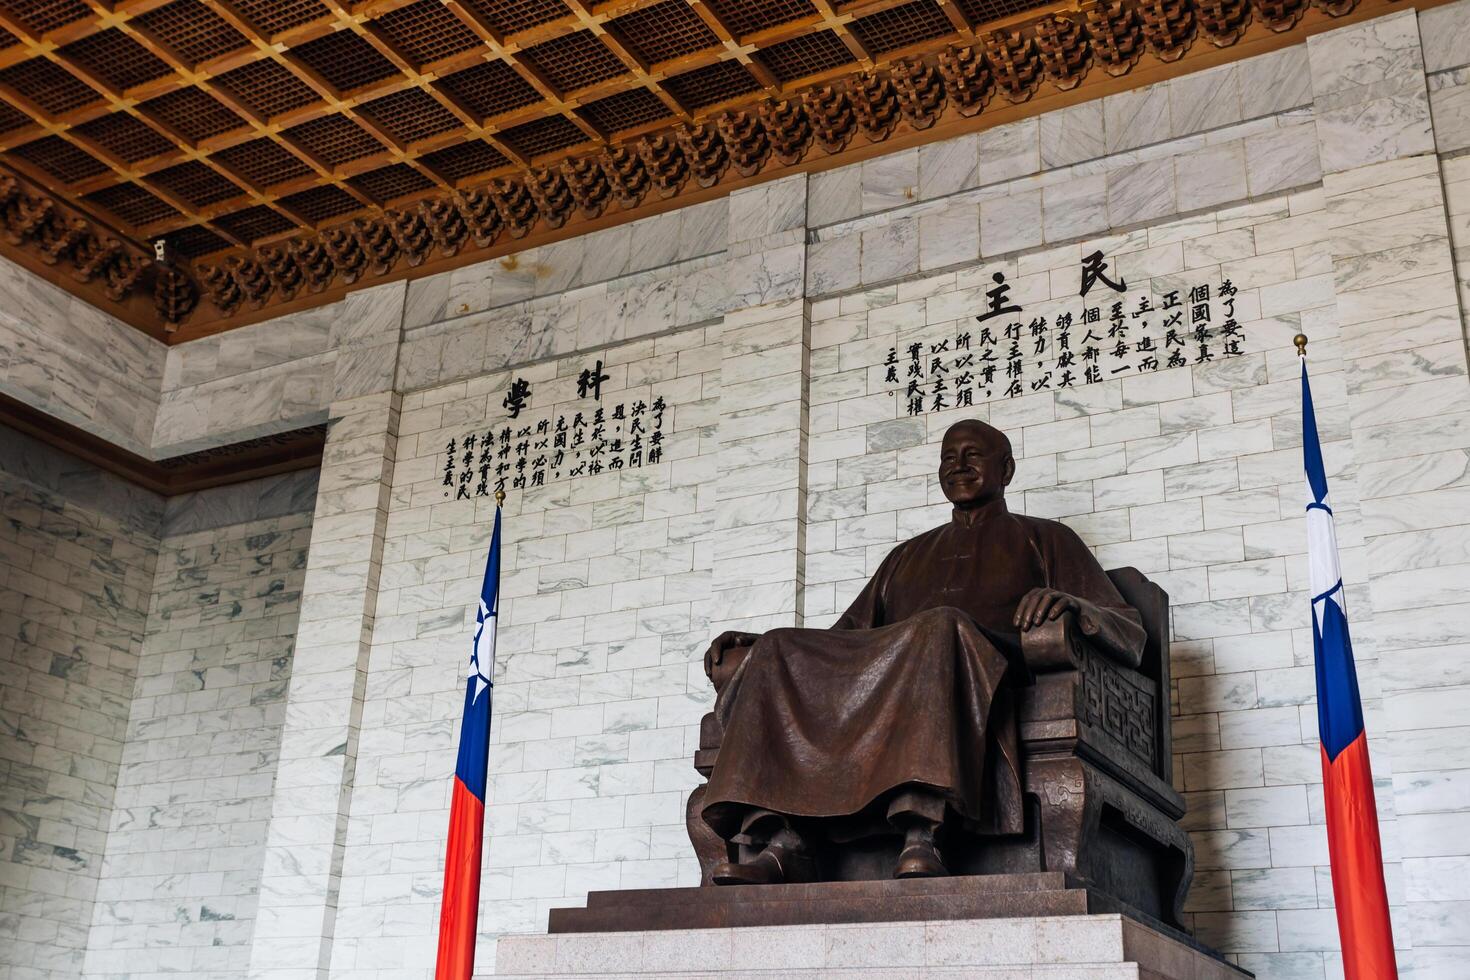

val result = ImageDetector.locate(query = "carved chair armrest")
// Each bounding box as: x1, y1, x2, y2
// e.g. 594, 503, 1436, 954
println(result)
1021, 609, 1148, 675
1019, 612, 1083, 673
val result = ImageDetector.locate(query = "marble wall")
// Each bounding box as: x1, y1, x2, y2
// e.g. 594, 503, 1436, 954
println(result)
80, 472, 317, 980
0, 433, 318, 980
0, 266, 163, 456
324, 322, 720, 975
4, 3, 1470, 979
0, 426, 161, 979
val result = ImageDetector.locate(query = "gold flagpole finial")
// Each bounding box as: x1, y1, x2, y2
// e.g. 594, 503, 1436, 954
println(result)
1294, 333, 1308, 358
494, 489, 506, 507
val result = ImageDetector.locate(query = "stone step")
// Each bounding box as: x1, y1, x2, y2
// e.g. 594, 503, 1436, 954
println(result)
496, 912, 1253, 978
550, 884, 1093, 933
582, 871, 1071, 910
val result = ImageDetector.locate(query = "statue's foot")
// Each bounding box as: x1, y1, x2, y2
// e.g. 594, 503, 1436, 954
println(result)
894, 838, 947, 879
712, 834, 813, 886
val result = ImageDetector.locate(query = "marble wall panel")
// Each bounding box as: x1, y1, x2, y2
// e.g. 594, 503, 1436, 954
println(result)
0, 261, 164, 454
81, 474, 316, 980
326, 321, 720, 978
0, 426, 161, 979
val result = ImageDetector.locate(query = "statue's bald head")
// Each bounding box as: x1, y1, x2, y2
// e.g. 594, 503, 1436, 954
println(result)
939, 419, 1014, 508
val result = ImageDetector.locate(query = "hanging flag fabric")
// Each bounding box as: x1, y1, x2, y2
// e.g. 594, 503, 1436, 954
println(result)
436, 503, 502, 980
1302, 354, 1398, 980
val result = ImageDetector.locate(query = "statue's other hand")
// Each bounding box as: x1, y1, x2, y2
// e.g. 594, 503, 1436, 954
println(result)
703, 630, 760, 683
1013, 587, 1080, 631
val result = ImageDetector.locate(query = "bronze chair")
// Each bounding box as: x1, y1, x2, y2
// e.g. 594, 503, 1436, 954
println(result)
684, 566, 1194, 930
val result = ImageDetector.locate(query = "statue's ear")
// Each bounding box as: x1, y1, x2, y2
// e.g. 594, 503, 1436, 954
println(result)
1003, 454, 1016, 486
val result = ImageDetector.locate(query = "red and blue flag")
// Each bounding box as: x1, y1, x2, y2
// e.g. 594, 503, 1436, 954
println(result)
1302, 357, 1397, 980
435, 504, 502, 980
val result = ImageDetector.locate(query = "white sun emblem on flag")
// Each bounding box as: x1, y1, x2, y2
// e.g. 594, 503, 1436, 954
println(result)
468, 597, 495, 703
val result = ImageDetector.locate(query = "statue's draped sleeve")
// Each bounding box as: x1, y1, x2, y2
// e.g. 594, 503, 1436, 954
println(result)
830, 544, 903, 631
1037, 521, 1147, 668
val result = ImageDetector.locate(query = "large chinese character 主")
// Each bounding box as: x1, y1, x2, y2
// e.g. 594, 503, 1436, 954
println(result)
578, 359, 610, 401
503, 377, 532, 419
976, 272, 1023, 323
1079, 250, 1127, 298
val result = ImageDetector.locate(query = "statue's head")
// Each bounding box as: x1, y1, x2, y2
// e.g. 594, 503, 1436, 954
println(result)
939, 419, 1014, 508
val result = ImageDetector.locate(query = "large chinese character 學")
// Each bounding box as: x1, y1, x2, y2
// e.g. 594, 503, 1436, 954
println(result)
976, 272, 1023, 323
503, 377, 532, 419
1079, 250, 1126, 298
578, 359, 610, 401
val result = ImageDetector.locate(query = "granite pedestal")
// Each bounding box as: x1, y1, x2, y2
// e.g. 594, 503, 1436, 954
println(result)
495, 875, 1248, 978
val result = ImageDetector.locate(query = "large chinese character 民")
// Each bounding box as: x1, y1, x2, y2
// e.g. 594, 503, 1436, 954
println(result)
1079, 250, 1127, 298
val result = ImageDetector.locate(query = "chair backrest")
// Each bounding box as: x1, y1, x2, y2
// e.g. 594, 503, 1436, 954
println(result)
1105, 567, 1172, 784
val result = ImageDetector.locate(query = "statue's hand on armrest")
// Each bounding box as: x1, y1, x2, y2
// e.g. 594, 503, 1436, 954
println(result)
1013, 587, 1080, 631
1016, 588, 1082, 673
1016, 587, 1144, 671
704, 630, 760, 692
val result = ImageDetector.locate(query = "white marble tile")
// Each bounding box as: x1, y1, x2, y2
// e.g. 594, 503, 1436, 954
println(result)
918, 134, 978, 200
1419, 0, 1470, 73
1107, 158, 1177, 227
919, 206, 980, 271
1245, 123, 1322, 197
981, 189, 1044, 256
1105, 83, 1172, 154
1043, 174, 1109, 242
1040, 101, 1105, 168
1177, 141, 1249, 213
1241, 46, 1315, 120
1307, 9, 1425, 97
979, 117, 1042, 184
1171, 64, 1244, 136
860, 217, 920, 284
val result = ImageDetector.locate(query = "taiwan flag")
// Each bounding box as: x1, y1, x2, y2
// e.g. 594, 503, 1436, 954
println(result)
1302, 357, 1398, 979
435, 503, 502, 980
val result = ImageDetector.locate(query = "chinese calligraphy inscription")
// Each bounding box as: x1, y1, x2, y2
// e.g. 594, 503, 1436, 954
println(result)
893, 255, 1246, 415
442, 360, 669, 500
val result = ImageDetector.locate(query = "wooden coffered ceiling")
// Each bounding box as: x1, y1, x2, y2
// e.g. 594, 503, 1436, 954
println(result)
0, 0, 1444, 341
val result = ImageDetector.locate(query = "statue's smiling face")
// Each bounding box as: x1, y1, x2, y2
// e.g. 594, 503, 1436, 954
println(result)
939, 421, 1014, 508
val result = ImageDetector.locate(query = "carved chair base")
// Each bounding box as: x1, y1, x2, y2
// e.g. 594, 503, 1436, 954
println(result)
685, 755, 1193, 931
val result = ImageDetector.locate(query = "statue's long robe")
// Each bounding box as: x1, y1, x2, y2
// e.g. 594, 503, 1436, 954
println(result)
701, 498, 1146, 841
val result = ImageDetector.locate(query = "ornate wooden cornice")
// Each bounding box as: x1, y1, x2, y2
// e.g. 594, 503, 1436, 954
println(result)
0, 0, 1447, 342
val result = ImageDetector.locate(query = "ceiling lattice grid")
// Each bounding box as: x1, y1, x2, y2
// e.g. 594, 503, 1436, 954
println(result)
0, 0, 1057, 260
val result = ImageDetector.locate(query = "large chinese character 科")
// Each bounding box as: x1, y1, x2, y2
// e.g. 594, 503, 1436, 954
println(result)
578, 359, 610, 401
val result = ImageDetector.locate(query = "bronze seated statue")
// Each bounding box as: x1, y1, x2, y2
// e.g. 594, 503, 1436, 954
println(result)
685, 419, 1194, 929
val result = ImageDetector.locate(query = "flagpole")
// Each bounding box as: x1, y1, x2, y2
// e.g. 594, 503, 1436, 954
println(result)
436, 488, 505, 980
1298, 333, 1399, 980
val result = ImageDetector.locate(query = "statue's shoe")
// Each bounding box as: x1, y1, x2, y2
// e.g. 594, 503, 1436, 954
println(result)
712, 842, 813, 885
894, 840, 947, 878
